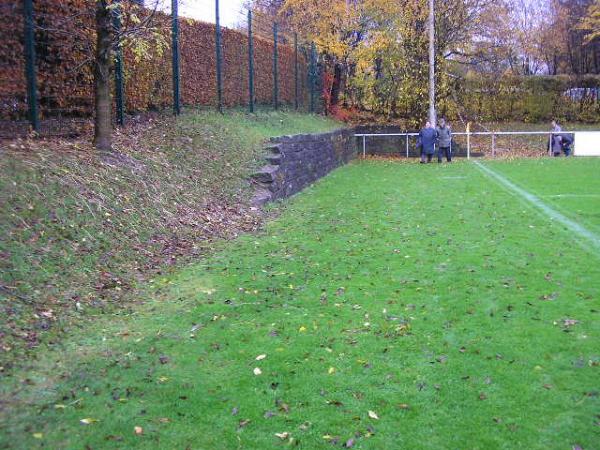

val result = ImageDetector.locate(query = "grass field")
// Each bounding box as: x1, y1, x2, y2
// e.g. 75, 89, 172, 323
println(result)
1, 158, 599, 449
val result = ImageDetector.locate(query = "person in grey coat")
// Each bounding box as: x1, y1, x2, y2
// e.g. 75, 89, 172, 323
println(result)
550, 134, 562, 157
549, 120, 562, 156
419, 121, 438, 163
436, 118, 452, 163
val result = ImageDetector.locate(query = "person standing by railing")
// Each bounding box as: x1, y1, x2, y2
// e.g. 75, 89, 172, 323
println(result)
549, 120, 562, 156
436, 118, 452, 163
419, 121, 438, 163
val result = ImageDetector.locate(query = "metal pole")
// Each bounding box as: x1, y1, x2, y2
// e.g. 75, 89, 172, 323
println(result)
362, 135, 366, 158
406, 134, 409, 158
113, 0, 125, 126
467, 122, 471, 160
23, 0, 39, 131
273, 22, 278, 110
171, 0, 180, 115
428, 0, 436, 127
248, 10, 254, 113
491, 132, 496, 157
309, 42, 316, 113
294, 32, 298, 110
215, 0, 223, 112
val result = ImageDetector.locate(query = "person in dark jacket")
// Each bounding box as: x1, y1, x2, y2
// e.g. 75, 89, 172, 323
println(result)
436, 118, 452, 163
419, 121, 438, 163
550, 134, 562, 157
560, 133, 573, 156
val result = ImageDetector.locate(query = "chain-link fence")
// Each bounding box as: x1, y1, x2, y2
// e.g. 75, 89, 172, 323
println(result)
0, 0, 325, 138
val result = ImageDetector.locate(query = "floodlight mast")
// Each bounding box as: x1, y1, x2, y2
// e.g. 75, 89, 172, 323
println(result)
428, 0, 436, 127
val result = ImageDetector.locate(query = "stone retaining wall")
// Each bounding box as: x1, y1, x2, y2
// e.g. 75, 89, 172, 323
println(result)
252, 128, 356, 205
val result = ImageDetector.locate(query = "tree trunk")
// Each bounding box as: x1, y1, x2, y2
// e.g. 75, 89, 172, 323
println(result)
330, 63, 343, 107
93, 0, 112, 151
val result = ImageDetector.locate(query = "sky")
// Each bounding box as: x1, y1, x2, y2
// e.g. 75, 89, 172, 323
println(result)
153, 0, 248, 28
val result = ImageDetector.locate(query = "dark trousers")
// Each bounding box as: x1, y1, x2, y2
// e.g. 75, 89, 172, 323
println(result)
420, 151, 433, 163
562, 146, 571, 157
438, 146, 451, 162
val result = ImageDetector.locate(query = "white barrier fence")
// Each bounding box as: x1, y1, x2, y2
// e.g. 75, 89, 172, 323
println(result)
355, 130, 600, 159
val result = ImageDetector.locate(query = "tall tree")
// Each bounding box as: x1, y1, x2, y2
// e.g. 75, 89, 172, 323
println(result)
94, 1, 113, 151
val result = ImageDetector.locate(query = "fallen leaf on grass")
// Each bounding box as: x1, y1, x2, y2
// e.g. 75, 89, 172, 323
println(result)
255, 354, 267, 360
345, 438, 355, 447
397, 403, 410, 409
275, 432, 289, 440
299, 421, 311, 430
277, 401, 290, 413
368, 410, 379, 420
299, 326, 307, 332
253, 367, 262, 375
134, 426, 143, 435
238, 419, 251, 429
479, 393, 487, 400
80, 418, 98, 425
32, 433, 43, 439
328, 367, 336, 374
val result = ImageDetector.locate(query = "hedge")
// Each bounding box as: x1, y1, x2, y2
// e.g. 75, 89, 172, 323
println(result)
0, 0, 309, 121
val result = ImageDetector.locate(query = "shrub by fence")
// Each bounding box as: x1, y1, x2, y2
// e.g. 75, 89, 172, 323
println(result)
449, 74, 600, 124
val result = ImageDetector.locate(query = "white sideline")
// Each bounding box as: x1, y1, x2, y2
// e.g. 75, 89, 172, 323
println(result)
473, 160, 600, 253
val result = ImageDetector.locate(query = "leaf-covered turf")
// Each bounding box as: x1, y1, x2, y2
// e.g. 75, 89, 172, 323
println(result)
0, 109, 342, 362
1, 159, 599, 449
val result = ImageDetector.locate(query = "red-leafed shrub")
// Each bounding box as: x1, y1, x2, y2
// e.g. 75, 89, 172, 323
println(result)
0, 0, 309, 120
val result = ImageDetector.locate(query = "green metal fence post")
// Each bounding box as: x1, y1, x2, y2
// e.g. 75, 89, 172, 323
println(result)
171, 0, 180, 115
23, 0, 39, 131
215, 0, 223, 113
272, 22, 278, 110
248, 10, 254, 113
294, 32, 298, 110
113, 0, 125, 126
309, 42, 316, 113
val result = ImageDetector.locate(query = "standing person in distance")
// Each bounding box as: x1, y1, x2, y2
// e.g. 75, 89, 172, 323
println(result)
551, 135, 563, 157
549, 120, 562, 156
436, 118, 452, 163
551, 120, 562, 133
419, 121, 438, 164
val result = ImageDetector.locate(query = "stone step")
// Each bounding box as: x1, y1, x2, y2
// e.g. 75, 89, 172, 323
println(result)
251, 164, 279, 183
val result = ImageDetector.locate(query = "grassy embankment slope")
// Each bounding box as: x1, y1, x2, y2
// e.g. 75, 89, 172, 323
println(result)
0, 110, 342, 365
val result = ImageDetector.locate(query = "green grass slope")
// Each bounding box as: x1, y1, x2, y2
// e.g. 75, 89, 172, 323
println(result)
2, 159, 598, 449
0, 109, 342, 365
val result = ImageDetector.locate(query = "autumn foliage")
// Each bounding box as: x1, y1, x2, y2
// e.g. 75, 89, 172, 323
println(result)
0, 0, 308, 121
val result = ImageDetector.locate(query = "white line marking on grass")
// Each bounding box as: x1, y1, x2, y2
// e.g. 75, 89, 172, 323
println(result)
473, 160, 600, 252
543, 194, 600, 198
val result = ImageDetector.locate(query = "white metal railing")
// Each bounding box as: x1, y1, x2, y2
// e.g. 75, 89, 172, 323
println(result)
354, 130, 597, 159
